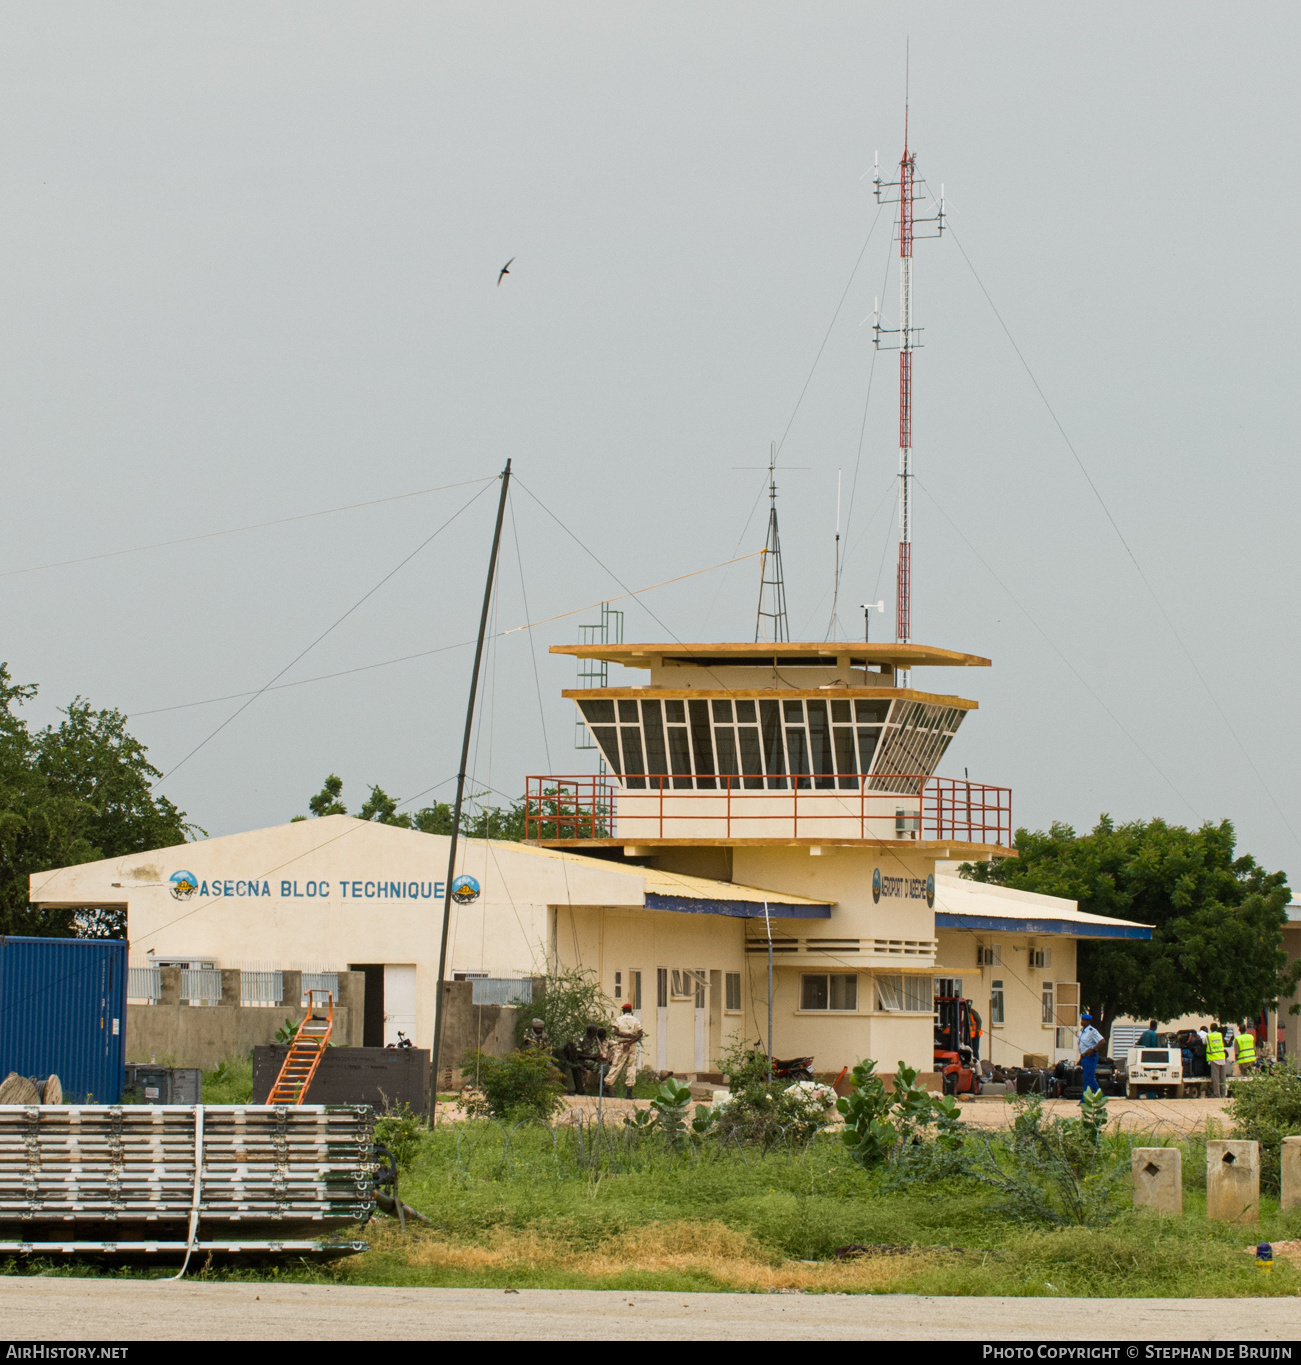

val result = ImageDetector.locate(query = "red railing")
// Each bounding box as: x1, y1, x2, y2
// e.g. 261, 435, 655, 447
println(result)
524, 773, 1011, 846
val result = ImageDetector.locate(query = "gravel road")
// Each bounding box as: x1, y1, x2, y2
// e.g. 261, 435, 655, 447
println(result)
1, 1278, 1296, 1340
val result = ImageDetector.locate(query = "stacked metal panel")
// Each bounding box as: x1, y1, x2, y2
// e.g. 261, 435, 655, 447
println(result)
0, 1103, 373, 1256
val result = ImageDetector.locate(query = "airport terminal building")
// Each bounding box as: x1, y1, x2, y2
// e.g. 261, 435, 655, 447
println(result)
30, 638, 1151, 1079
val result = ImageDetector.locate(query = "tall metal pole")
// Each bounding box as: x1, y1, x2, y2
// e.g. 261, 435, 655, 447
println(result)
873, 75, 943, 689
896, 103, 915, 671
429, 459, 512, 1123
764, 900, 773, 1082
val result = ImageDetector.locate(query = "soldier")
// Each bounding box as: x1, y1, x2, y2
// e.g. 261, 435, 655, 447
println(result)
594, 1027, 614, 1094
577, 1024, 605, 1095
520, 1018, 551, 1053
607, 1001, 645, 1098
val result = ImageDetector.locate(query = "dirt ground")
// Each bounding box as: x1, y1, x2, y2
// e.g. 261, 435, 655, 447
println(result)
954, 1094, 1231, 1137
431, 1093, 1232, 1139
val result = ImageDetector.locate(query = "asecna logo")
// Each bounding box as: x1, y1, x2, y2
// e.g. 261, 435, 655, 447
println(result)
451, 875, 481, 905
925, 873, 935, 909
871, 868, 881, 904
169, 870, 198, 901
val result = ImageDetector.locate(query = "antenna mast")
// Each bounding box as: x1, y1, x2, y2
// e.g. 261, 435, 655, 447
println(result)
873, 70, 944, 685
755, 442, 790, 642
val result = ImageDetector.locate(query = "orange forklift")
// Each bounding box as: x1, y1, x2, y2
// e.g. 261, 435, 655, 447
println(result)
934, 989, 983, 1095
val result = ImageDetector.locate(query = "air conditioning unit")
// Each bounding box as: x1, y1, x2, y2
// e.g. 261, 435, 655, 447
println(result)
978, 945, 1001, 967
1031, 948, 1052, 969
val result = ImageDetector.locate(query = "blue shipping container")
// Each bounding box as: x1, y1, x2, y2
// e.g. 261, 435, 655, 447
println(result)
0, 937, 127, 1103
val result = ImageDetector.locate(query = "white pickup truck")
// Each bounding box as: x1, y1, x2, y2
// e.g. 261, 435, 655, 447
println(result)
1124, 1046, 1211, 1098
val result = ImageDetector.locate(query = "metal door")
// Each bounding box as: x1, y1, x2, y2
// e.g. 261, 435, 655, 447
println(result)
383, 964, 417, 1046
693, 969, 707, 1071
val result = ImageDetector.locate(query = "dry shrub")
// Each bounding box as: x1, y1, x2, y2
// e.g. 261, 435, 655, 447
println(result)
360, 1219, 940, 1291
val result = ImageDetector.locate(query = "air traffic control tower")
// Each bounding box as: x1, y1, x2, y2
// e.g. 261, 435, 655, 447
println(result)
524, 640, 1012, 1073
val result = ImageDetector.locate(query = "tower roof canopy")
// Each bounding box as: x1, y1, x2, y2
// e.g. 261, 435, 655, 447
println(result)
550, 641, 990, 669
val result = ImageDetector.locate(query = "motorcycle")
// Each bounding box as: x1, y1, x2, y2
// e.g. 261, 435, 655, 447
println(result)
385, 1031, 413, 1050
752, 1044, 815, 1082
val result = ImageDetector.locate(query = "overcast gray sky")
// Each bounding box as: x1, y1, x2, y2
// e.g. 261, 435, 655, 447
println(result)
4, 3, 1300, 887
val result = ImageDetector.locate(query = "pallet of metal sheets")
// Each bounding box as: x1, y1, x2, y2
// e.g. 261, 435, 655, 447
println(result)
0, 1103, 374, 1252
0, 1238, 369, 1258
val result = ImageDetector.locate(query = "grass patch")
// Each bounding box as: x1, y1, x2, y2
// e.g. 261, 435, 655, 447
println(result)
318, 1119, 1301, 1296
7, 1113, 1301, 1295
201, 1057, 253, 1104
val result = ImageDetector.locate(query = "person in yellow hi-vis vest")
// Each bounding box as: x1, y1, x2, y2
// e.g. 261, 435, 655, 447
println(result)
1206, 1023, 1227, 1097
1234, 1027, 1257, 1074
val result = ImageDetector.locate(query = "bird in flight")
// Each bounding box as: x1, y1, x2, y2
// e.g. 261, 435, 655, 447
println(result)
497, 257, 515, 286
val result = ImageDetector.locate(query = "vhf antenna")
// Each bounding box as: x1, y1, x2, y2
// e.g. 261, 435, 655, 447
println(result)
872, 63, 945, 687
735, 444, 808, 643
755, 442, 789, 642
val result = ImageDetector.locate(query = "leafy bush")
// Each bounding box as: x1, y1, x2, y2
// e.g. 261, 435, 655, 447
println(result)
374, 1102, 425, 1169
1226, 1064, 1301, 1192
202, 1056, 253, 1104
710, 1036, 835, 1147
838, 1059, 963, 1167
622, 1078, 716, 1151
462, 1049, 566, 1122
964, 1090, 1131, 1227
513, 967, 612, 1051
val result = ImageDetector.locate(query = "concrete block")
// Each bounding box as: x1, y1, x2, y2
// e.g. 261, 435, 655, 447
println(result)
1282, 1136, 1301, 1212
1206, 1139, 1260, 1223
1132, 1147, 1182, 1215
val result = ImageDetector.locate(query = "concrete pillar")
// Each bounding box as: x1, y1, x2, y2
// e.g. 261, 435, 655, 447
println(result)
1282, 1136, 1301, 1212
1207, 1139, 1260, 1223
219, 969, 240, 1005
158, 966, 181, 1007
1132, 1147, 1182, 1215
281, 971, 303, 1012
336, 970, 365, 1046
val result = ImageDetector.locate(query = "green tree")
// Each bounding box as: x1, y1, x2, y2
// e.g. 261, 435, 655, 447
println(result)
308, 774, 346, 817
294, 775, 525, 840
0, 663, 199, 937
962, 816, 1297, 1049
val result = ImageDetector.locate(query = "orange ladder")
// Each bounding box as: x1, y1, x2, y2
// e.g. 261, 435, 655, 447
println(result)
267, 989, 334, 1104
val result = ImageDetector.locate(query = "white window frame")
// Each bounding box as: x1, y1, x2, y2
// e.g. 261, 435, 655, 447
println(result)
990, 979, 1005, 1027
874, 974, 931, 1013
800, 972, 859, 1012
670, 969, 695, 999
1041, 980, 1055, 1027
724, 971, 742, 1013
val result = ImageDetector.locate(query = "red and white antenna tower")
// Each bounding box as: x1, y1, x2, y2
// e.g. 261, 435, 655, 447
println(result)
873, 80, 944, 684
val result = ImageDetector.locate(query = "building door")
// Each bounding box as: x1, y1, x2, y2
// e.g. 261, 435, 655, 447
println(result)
656, 968, 668, 1070
383, 964, 417, 1046
693, 969, 707, 1071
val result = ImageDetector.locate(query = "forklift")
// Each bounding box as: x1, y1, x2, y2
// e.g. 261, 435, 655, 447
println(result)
934, 990, 983, 1095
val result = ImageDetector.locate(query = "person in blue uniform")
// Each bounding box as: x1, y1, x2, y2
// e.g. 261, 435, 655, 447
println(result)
1077, 1011, 1104, 1098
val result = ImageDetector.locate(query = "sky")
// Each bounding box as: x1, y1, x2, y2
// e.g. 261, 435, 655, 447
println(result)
3, 3, 1300, 886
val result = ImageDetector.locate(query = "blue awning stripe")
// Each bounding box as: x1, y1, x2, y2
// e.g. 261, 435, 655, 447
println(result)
644, 893, 832, 919
935, 912, 1150, 939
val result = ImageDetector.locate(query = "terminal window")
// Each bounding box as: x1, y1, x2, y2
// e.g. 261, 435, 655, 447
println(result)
725, 971, 742, 1012
875, 974, 930, 1012
990, 980, 1005, 1026
577, 697, 965, 791
801, 973, 858, 1011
